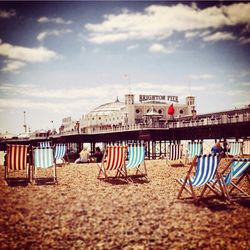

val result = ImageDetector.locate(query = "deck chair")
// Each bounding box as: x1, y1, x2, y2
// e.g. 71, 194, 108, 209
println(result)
166, 144, 184, 167
32, 146, 57, 184
54, 144, 69, 165
97, 145, 127, 180
5, 144, 30, 185
176, 154, 222, 200
39, 141, 51, 148
242, 140, 250, 157
126, 143, 148, 180
185, 141, 203, 165
228, 142, 242, 157
204, 158, 250, 200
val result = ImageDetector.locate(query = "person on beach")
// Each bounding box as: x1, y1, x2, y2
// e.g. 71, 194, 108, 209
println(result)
92, 147, 103, 163
211, 142, 223, 155
74, 147, 90, 163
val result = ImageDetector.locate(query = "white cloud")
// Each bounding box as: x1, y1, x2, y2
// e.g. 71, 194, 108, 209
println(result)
240, 82, 250, 87
0, 9, 16, 18
37, 29, 72, 42
1, 60, 26, 73
239, 36, 250, 45
188, 74, 214, 80
37, 16, 72, 25
149, 42, 181, 54
203, 32, 236, 42
85, 3, 250, 44
0, 42, 58, 63
127, 44, 139, 51
185, 31, 199, 39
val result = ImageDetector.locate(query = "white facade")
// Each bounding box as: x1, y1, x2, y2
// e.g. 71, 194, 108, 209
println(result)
61, 94, 196, 133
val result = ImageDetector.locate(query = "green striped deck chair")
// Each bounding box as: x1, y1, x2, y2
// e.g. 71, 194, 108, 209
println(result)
126, 143, 148, 180
186, 141, 203, 164
5, 144, 30, 184
228, 142, 242, 157
32, 146, 57, 184
176, 154, 221, 200
97, 145, 127, 180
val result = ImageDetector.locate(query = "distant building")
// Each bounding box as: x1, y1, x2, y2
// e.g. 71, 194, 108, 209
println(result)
61, 93, 196, 134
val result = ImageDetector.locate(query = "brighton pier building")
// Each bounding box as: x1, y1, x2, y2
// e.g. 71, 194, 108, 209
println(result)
60, 94, 196, 134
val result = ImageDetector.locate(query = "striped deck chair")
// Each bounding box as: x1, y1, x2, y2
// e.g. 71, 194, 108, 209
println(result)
176, 154, 221, 200
186, 141, 203, 165
97, 145, 127, 180
242, 140, 250, 157
166, 144, 184, 167
126, 143, 147, 180
39, 141, 51, 148
32, 146, 57, 184
204, 158, 250, 200
228, 142, 242, 157
5, 144, 30, 184
54, 144, 69, 165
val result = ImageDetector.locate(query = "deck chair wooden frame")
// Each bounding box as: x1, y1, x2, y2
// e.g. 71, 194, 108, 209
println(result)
54, 144, 69, 165
97, 145, 127, 180
176, 154, 222, 200
203, 158, 250, 200
126, 143, 148, 181
166, 144, 184, 167
185, 141, 203, 165
32, 146, 57, 184
5, 144, 30, 184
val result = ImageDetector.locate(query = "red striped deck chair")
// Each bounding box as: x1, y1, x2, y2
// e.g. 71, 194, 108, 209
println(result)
97, 145, 127, 180
32, 146, 57, 184
5, 144, 30, 184
166, 144, 184, 167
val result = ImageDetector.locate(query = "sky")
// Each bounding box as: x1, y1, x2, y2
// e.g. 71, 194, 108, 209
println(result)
0, 1, 250, 135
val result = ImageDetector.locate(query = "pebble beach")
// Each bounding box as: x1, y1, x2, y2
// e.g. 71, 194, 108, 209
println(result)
0, 159, 249, 250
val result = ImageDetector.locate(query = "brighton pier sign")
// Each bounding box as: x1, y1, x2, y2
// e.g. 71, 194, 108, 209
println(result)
139, 95, 178, 103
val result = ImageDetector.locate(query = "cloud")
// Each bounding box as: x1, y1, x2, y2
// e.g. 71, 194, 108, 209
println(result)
127, 44, 139, 51
0, 42, 58, 63
0, 9, 16, 18
188, 74, 214, 80
1, 60, 26, 73
203, 32, 236, 42
149, 42, 181, 54
37, 16, 72, 25
37, 29, 72, 42
239, 36, 250, 45
85, 3, 250, 44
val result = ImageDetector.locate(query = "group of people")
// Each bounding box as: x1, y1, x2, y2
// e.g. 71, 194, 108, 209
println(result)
74, 146, 103, 164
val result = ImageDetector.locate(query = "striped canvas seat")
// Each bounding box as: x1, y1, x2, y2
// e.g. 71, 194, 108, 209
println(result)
176, 154, 221, 199
126, 143, 147, 179
5, 144, 30, 183
208, 158, 250, 199
97, 146, 127, 179
187, 141, 203, 158
54, 144, 69, 164
32, 147, 57, 184
166, 144, 184, 167
228, 142, 242, 157
242, 140, 250, 156
39, 141, 51, 148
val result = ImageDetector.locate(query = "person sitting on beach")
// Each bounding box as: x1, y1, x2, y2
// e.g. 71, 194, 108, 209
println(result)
211, 142, 223, 155
92, 147, 103, 163
74, 148, 90, 164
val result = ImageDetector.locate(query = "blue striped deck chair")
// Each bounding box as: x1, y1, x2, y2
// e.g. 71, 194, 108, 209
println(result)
176, 154, 221, 200
228, 142, 242, 157
5, 144, 30, 185
126, 143, 148, 180
242, 140, 250, 157
39, 141, 51, 148
205, 158, 250, 200
54, 144, 69, 165
32, 146, 57, 184
166, 144, 184, 167
186, 141, 203, 165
